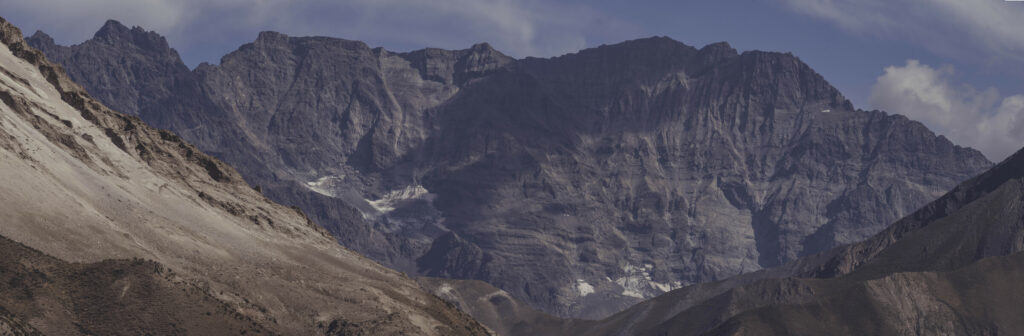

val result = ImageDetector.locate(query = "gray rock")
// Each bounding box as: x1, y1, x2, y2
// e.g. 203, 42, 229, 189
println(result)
564, 147, 1024, 336
29, 23, 992, 318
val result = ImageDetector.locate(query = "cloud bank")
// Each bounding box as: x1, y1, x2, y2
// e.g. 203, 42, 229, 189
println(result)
870, 60, 1024, 161
781, 0, 1024, 67
1, 0, 639, 64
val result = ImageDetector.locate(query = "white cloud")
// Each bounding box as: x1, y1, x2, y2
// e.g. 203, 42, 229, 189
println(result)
782, 0, 1024, 160
780, 0, 1024, 66
0, 0, 638, 63
870, 60, 1024, 161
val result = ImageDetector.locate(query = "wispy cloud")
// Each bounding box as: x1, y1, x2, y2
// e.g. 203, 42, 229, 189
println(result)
780, 0, 1024, 66
0, 0, 640, 64
870, 60, 1024, 161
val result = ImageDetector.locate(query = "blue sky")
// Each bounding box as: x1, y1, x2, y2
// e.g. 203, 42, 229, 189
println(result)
2, 0, 1023, 160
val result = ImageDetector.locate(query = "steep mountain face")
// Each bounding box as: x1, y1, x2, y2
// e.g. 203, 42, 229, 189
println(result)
29, 22, 993, 318
562, 147, 1024, 335
424, 147, 1024, 335
414, 39, 991, 317
0, 17, 488, 336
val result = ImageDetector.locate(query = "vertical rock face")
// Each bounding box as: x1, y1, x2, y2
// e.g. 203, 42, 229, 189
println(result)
564, 147, 1024, 336
418, 39, 990, 316
30, 23, 992, 318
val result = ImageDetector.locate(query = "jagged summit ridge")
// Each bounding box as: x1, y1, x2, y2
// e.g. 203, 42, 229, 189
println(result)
94, 19, 133, 39
27, 30, 53, 44
91, 19, 177, 55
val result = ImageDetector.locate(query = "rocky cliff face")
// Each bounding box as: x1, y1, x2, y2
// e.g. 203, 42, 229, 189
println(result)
423, 147, 1024, 335
0, 17, 488, 336
29, 22, 992, 318
561, 147, 1024, 335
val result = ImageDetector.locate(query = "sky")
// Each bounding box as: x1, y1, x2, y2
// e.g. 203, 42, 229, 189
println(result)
1, 0, 1022, 161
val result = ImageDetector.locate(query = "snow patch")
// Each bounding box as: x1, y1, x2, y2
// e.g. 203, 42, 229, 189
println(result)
304, 175, 343, 197
575, 279, 594, 296
479, 290, 508, 302
367, 185, 433, 213
438, 283, 454, 296
613, 264, 682, 299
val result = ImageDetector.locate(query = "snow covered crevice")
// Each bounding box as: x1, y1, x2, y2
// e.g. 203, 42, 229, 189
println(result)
613, 264, 682, 299
367, 185, 434, 214
304, 175, 343, 197
575, 279, 595, 296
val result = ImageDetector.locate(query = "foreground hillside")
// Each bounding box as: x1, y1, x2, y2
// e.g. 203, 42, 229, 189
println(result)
30, 21, 992, 317
0, 17, 488, 336
0, 235, 273, 335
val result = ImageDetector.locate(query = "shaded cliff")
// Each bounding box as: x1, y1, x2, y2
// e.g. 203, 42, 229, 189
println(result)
566, 147, 1024, 335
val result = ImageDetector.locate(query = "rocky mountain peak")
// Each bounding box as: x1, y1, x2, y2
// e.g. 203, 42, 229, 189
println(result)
463, 42, 511, 62
591, 36, 698, 60
456, 43, 513, 82
690, 41, 738, 67
699, 41, 737, 55
254, 30, 288, 44
27, 30, 53, 46
714, 49, 855, 112
996, 147, 1024, 179
397, 42, 512, 85
468, 42, 496, 52
25, 20, 191, 119
92, 19, 171, 53
251, 31, 372, 51
515, 36, 700, 91
24, 30, 62, 59
617, 35, 691, 50
93, 19, 129, 39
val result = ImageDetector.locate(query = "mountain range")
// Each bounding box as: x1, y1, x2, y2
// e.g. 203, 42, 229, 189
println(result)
5, 13, 1024, 336
25, 20, 994, 318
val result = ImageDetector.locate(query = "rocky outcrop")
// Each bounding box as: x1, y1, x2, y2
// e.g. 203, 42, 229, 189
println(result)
417, 277, 572, 336
1, 17, 488, 336
0, 235, 274, 336
27, 21, 197, 122
29, 22, 992, 318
